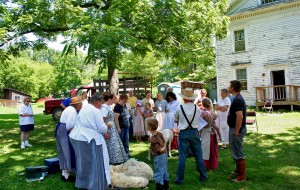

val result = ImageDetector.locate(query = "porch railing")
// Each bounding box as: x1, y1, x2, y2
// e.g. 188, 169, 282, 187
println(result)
255, 85, 300, 110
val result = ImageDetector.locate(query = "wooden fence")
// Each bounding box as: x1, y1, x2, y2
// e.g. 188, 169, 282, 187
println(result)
0, 99, 18, 107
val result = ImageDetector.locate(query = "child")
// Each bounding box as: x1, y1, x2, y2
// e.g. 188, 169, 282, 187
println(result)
134, 100, 145, 142
144, 102, 154, 137
147, 118, 169, 190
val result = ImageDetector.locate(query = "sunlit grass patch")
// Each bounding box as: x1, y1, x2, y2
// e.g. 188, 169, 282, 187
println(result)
0, 107, 300, 190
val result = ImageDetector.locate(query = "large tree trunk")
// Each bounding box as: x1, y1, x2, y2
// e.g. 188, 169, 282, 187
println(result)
107, 49, 119, 95
109, 68, 119, 95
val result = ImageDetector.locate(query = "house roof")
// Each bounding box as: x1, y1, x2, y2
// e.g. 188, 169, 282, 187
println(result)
3, 88, 31, 97
229, 0, 300, 21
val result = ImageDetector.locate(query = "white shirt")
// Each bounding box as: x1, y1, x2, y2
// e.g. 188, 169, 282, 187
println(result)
69, 104, 107, 145
216, 97, 231, 128
60, 106, 77, 130
69, 103, 110, 185
174, 103, 200, 130
18, 104, 34, 125
142, 98, 155, 109
82, 99, 88, 107
100, 104, 110, 117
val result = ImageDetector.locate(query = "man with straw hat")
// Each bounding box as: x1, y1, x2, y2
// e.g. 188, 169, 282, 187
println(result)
55, 96, 82, 182
174, 88, 207, 185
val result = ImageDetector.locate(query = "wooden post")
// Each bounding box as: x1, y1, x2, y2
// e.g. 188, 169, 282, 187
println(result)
255, 87, 258, 111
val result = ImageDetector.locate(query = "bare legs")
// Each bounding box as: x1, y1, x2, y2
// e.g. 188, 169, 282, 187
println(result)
20, 131, 31, 149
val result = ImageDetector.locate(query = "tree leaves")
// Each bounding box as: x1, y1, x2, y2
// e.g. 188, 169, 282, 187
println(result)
0, 0, 229, 92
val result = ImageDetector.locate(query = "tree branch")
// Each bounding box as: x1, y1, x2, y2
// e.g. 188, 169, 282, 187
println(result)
1, 26, 70, 47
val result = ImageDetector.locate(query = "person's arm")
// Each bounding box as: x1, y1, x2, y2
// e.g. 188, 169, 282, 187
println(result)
174, 109, 179, 124
60, 103, 67, 109
219, 105, 229, 112
134, 108, 138, 116
114, 113, 121, 134
102, 117, 110, 139
19, 113, 33, 117
94, 110, 108, 133
234, 111, 243, 136
18, 106, 33, 117
150, 110, 153, 117
66, 110, 77, 131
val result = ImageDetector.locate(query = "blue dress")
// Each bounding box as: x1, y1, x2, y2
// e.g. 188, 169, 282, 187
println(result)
101, 104, 128, 165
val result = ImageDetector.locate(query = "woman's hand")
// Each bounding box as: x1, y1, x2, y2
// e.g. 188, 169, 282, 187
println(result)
104, 132, 110, 140
117, 128, 121, 134
106, 121, 113, 128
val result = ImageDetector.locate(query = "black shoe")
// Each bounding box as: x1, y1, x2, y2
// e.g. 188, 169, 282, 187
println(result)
163, 180, 169, 190
156, 183, 165, 190
174, 180, 183, 185
199, 177, 208, 182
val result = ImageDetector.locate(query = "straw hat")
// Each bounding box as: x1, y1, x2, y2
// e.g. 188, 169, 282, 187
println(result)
179, 88, 198, 100
71, 96, 82, 105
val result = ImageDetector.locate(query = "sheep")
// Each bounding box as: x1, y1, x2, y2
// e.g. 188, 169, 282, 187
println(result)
110, 158, 153, 188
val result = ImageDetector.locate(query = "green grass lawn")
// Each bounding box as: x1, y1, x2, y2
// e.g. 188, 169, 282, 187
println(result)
1, 106, 300, 190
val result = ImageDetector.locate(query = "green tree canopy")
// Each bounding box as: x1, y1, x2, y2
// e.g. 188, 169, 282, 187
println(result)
0, 0, 229, 94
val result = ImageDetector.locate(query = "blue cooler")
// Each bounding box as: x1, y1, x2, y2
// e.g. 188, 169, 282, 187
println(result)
44, 157, 60, 173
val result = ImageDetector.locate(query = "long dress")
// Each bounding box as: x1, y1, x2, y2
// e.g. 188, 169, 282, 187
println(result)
101, 104, 128, 165
200, 109, 218, 170
216, 97, 231, 144
162, 100, 180, 130
133, 107, 145, 136
55, 106, 77, 173
69, 104, 110, 190
155, 100, 167, 131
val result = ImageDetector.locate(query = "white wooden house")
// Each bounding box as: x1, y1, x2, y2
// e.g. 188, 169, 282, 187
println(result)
215, 0, 300, 110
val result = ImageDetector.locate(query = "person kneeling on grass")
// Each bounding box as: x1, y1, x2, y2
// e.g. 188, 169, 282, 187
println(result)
147, 118, 169, 190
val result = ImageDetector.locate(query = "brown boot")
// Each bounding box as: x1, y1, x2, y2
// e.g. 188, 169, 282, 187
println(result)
228, 160, 238, 179
232, 159, 246, 182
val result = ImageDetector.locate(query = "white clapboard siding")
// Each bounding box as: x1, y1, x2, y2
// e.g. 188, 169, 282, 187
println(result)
216, 1, 300, 105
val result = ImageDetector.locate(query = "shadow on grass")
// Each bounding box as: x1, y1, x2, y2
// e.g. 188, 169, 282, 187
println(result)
130, 128, 300, 190
245, 127, 300, 189
1, 113, 300, 190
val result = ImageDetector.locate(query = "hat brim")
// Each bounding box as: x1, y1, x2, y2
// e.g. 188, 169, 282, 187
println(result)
178, 93, 198, 100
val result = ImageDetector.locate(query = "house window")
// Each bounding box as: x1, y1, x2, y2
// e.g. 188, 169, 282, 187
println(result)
261, 0, 279, 5
234, 30, 245, 52
14, 96, 20, 101
236, 69, 247, 90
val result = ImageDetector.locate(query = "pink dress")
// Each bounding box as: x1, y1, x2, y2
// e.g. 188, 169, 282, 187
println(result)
133, 107, 145, 136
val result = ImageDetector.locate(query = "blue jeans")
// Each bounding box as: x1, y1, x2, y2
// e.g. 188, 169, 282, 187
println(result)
129, 116, 133, 139
119, 127, 129, 155
229, 127, 246, 160
154, 153, 169, 185
176, 127, 207, 183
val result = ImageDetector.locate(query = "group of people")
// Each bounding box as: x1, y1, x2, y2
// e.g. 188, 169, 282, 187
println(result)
18, 80, 247, 190
149, 80, 247, 189
129, 90, 181, 143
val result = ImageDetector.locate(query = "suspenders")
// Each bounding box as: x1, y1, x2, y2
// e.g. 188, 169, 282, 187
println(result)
180, 104, 197, 129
